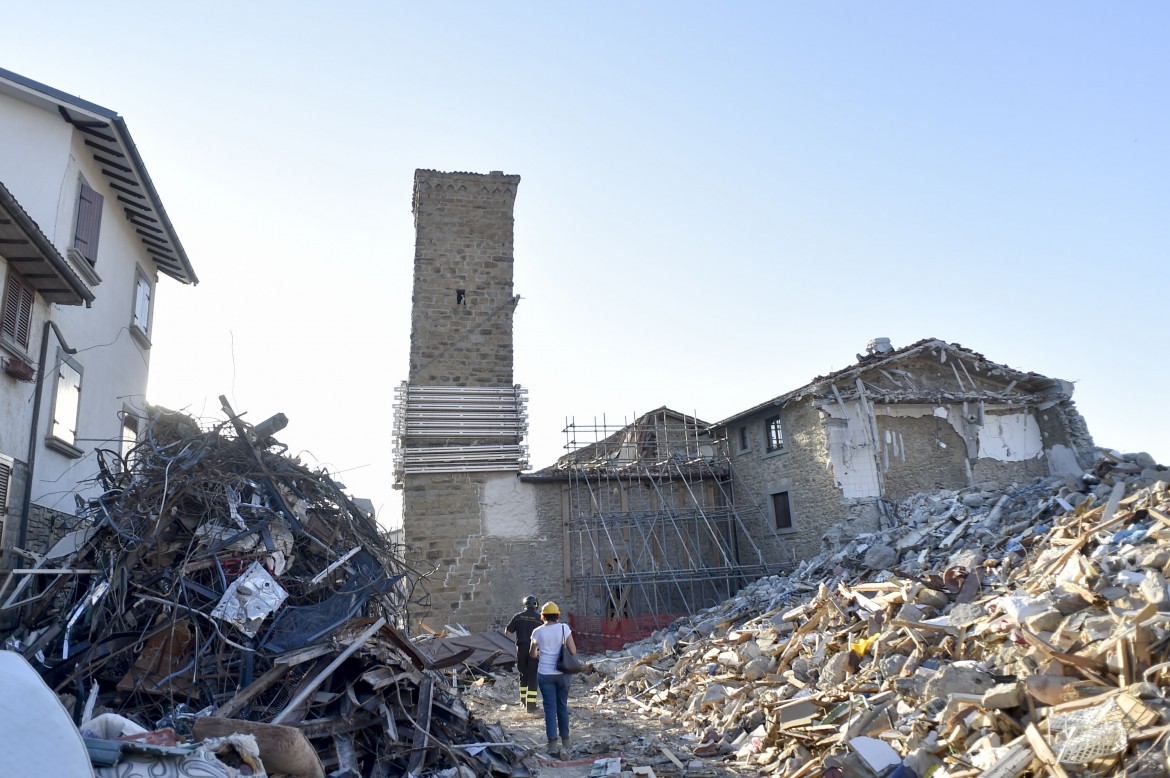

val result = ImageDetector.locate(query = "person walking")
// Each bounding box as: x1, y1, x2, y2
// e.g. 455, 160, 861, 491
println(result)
504, 595, 542, 713
529, 601, 578, 760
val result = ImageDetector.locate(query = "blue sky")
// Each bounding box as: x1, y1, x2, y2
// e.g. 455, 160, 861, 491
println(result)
7, 3, 1168, 526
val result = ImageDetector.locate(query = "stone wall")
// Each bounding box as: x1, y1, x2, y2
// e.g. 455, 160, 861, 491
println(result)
408, 170, 520, 388
723, 400, 844, 564
402, 170, 546, 632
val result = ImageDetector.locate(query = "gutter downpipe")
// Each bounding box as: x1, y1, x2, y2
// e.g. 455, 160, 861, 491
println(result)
18, 318, 77, 553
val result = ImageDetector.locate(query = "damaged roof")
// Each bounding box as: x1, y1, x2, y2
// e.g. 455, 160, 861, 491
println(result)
523, 406, 711, 481
709, 337, 1071, 430
0, 67, 197, 285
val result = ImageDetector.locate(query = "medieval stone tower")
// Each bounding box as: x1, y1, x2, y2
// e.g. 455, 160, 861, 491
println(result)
395, 169, 530, 631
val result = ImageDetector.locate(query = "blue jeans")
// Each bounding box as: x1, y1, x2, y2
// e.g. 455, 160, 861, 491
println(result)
537, 672, 571, 741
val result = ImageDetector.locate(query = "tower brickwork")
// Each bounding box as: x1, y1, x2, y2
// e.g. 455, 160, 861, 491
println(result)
398, 170, 527, 631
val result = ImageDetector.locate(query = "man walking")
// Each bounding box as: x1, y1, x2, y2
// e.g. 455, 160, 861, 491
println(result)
504, 595, 542, 713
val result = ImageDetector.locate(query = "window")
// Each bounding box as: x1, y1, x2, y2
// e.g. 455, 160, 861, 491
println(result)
765, 414, 784, 452
1, 269, 34, 351
771, 490, 793, 532
130, 269, 153, 346
738, 425, 749, 452
121, 411, 140, 462
49, 352, 83, 455
73, 180, 104, 265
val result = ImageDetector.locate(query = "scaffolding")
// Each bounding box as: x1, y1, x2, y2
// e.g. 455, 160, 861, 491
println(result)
392, 383, 529, 485
560, 409, 781, 650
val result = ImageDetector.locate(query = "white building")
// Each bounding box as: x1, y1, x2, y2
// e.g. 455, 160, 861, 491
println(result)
0, 67, 197, 562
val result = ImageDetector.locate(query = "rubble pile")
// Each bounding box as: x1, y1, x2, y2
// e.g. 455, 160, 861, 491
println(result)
593, 452, 1170, 777
1, 405, 527, 778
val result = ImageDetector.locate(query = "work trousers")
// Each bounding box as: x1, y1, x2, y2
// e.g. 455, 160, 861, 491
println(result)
516, 645, 538, 707
537, 672, 571, 741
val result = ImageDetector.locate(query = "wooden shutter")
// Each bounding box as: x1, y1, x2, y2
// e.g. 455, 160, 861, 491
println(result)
0, 456, 11, 516
73, 181, 104, 264
2, 271, 34, 349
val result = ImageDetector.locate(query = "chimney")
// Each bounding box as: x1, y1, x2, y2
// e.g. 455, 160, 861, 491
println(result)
866, 337, 893, 356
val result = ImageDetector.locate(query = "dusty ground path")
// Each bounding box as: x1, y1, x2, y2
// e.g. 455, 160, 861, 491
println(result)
460, 671, 759, 778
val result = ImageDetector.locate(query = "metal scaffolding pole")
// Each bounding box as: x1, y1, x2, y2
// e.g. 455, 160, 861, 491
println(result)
560, 410, 780, 648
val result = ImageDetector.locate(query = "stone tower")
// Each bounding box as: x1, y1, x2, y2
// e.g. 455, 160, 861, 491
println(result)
396, 169, 528, 631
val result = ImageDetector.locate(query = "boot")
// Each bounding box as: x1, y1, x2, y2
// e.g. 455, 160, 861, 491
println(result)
560, 735, 571, 758
547, 739, 561, 760
527, 701, 539, 714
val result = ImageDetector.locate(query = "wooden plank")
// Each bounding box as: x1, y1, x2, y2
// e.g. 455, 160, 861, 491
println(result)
977, 736, 1036, 778
1024, 724, 1070, 778
658, 744, 686, 772
1016, 629, 1109, 676
194, 717, 324, 778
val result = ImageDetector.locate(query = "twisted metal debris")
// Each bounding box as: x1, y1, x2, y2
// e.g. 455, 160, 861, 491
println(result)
1, 402, 527, 777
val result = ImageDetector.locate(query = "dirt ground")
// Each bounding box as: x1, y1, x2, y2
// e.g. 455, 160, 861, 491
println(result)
459, 670, 759, 778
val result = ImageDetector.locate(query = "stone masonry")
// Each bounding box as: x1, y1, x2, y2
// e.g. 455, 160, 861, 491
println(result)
402, 170, 526, 632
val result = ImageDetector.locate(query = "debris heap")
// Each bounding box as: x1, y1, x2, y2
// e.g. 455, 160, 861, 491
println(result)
1, 404, 527, 778
593, 451, 1170, 777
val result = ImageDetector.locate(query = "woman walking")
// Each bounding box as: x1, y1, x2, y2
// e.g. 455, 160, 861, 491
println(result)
529, 601, 578, 759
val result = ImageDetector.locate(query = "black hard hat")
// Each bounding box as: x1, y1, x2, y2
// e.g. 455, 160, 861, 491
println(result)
523, 595, 538, 609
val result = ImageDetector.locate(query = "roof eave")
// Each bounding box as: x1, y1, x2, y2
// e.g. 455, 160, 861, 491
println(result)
0, 180, 92, 306
0, 67, 198, 286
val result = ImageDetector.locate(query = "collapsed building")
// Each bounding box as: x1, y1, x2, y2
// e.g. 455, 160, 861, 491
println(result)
391, 172, 1098, 652
707, 337, 1097, 563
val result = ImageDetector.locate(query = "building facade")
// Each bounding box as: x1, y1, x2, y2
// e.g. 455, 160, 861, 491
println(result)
0, 68, 196, 567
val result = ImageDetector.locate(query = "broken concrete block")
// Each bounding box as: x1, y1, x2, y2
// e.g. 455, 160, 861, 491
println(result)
1021, 605, 1063, 633
912, 588, 950, 611
921, 664, 996, 700
981, 682, 1023, 710
699, 684, 729, 710
742, 656, 774, 681
947, 602, 986, 628
1139, 570, 1169, 608
864, 543, 898, 570
818, 650, 853, 689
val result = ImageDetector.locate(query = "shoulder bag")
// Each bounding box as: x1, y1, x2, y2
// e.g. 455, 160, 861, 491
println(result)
555, 624, 584, 674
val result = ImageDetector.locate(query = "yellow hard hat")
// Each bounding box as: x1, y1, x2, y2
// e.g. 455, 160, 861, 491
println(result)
541, 601, 560, 616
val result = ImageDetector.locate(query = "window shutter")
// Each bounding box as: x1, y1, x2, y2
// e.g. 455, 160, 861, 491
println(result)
0, 457, 10, 515
2, 272, 34, 349
133, 275, 152, 332
73, 182, 104, 264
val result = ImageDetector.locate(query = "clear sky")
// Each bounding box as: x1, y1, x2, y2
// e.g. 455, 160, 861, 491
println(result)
7, 3, 1168, 527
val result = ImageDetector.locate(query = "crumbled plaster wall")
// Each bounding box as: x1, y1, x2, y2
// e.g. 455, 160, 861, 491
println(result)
482, 475, 537, 537
481, 477, 565, 629
485, 481, 568, 628
819, 399, 1076, 504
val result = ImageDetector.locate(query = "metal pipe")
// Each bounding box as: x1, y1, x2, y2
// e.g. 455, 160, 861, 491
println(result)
18, 319, 77, 554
